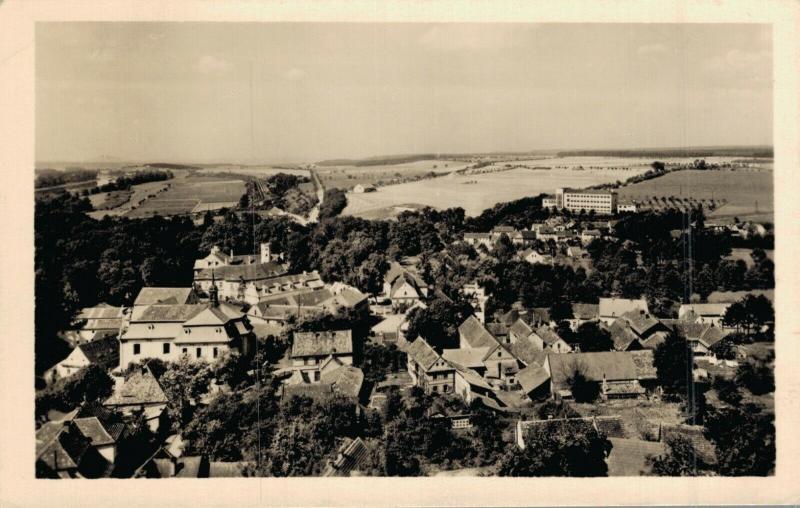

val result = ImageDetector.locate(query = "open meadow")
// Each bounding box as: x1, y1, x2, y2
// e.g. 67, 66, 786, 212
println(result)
317, 159, 472, 191
125, 175, 245, 218
341, 159, 653, 217
618, 168, 773, 223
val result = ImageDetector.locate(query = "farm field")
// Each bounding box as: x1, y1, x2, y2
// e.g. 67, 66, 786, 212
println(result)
342, 164, 651, 217
618, 169, 773, 223
124, 176, 245, 218
317, 159, 472, 191
194, 166, 309, 178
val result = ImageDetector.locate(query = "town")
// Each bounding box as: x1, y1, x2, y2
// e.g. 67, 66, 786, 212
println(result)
35, 182, 775, 478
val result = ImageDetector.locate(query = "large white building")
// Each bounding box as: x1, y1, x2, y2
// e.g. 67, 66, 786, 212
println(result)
544, 188, 618, 215
118, 286, 254, 369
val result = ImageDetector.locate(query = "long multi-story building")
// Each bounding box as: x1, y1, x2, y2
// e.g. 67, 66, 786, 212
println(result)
543, 188, 618, 215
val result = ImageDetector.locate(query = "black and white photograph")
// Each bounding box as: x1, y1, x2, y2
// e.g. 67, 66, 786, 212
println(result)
2, 1, 799, 505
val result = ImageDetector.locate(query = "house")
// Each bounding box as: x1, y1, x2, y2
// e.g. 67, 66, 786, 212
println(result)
616, 203, 638, 213
406, 339, 455, 395
36, 420, 113, 478
544, 350, 657, 400
284, 363, 364, 402
516, 364, 551, 401
70, 403, 128, 464
463, 232, 493, 250
135, 447, 248, 478
508, 230, 537, 247
133, 287, 199, 307
566, 246, 588, 259
668, 322, 729, 355
322, 437, 371, 477
242, 271, 325, 305
353, 184, 376, 193
678, 303, 731, 327
119, 288, 254, 369
532, 325, 572, 353
193, 242, 277, 274
579, 229, 602, 245
458, 316, 498, 349
508, 319, 536, 346
194, 262, 288, 301
606, 309, 670, 351
509, 334, 547, 368
370, 313, 408, 346
462, 282, 489, 323
249, 284, 368, 325
103, 365, 168, 432
568, 303, 599, 330
44, 336, 120, 385
383, 262, 429, 309
519, 248, 554, 265
67, 304, 127, 345
598, 297, 649, 325
290, 330, 354, 381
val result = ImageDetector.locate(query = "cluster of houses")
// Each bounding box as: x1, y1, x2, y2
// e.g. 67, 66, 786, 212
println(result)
402, 296, 736, 413
462, 218, 611, 266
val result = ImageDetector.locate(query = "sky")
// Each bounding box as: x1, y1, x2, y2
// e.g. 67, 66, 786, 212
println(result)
36, 23, 773, 163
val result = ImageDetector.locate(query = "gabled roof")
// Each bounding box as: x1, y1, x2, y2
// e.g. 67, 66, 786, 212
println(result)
599, 298, 649, 318
606, 320, 643, 351
291, 330, 353, 358
195, 262, 286, 282
458, 316, 499, 349
547, 351, 656, 391
517, 364, 550, 393
104, 368, 168, 406
134, 287, 196, 307
321, 365, 364, 400
606, 438, 665, 476
36, 422, 91, 471
442, 347, 490, 370
384, 262, 426, 288
406, 338, 444, 372
679, 303, 731, 317
509, 319, 533, 340
667, 321, 710, 340
698, 326, 728, 348
77, 336, 119, 369
77, 305, 125, 320
571, 303, 599, 320
509, 335, 547, 367
451, 363, 493, 390
485, 322, 510, 338
390, 272, 424, 298
322, 437, 371, 477
182, 305, 241, 327
73, 417, 115, 447
533, 325, 564, 347
619, 310, 662, 337
132, 304, 206, 323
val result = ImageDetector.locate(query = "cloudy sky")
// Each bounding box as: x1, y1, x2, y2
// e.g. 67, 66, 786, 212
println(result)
36, 23, 772, 163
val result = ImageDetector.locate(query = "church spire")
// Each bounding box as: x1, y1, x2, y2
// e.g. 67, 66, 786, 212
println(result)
210, 269, 219, 306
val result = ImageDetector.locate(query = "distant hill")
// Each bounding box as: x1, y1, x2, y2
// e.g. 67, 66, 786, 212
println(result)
556, 146, 773, 158
142, 162, 201, 170
316, 150, 557, 167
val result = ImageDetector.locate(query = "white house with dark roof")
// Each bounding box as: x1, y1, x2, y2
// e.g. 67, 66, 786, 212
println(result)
406, 338, 455, 395
104, 365, 168, 432
290, 330, 354, 381
599, 297, 649, 325
119, 287, 254, 369
67, 304, 127, 345
44, 336, 120, 385
678, 303, 731, 327
383, 262, 429, 309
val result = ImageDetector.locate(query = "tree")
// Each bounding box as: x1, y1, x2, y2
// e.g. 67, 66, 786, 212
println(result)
567, 367, 600, 403
238, 192, 250, 209
158, 357, 214, 429
497, 419, 611, 476
704, 405, 775, 476
572, 321, 614, 352
360, 342, 406, 385
735, 360, 774, 395
648, 434, 709, 476
549, 300, 574, 323
35, 364, 115, 419
653, 331, 692, 394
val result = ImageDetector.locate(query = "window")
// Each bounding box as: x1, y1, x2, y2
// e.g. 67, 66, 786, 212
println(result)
213, 347, 218, 358
133, 344, 141, 355
196, 347, 202, 358
182, 348, 188, 355
163, 343, 170, 354
314, 371, 320, 382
